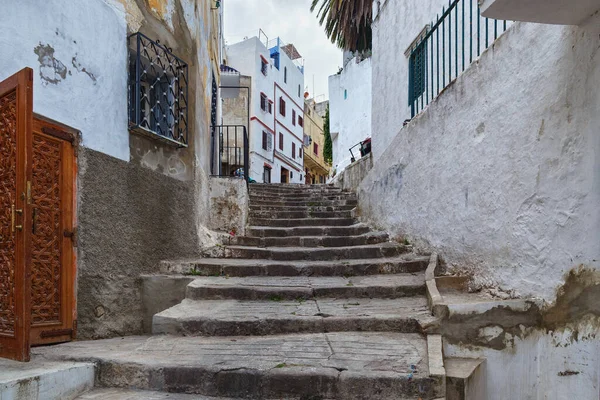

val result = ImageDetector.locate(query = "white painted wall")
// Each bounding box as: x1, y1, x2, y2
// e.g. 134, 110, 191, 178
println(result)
0, 0, 129, 161
328, 56, 372, 175
360, 16, 600, 302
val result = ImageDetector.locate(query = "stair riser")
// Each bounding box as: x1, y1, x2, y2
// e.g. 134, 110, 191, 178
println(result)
186, 285, 426, 301
250, 195, 356, 201
233, 235, 389, 247
250, 189, 343, 195
249, 210, 354, 219
250, 205, 357, 212
94, 362, 441, 400
226, 246, 409, 261
250, 200, 358, 207
247, 226, 371, 237
153, 316, 424, 337
162, 259, 429, 277
250, 218, 356, 227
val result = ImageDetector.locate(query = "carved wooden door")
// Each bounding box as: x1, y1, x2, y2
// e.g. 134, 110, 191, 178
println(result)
0, 68, 34, 362
29, 117, 76, 346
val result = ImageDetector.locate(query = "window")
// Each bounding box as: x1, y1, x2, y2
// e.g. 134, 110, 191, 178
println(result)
292, 142, 296, 158
263, 165, 272, 183
299, 148, 302, 158
268, 101, 273, 114
279, 132, 284, 150
314, 142, 319, 156
128, 32, 188, 146
279, 97, 286, 117
298, 84, 301, 98
261, 57, 268, 76
284, 67, 287, 83
262, 131, 273, 151
344, 89, 347, 100
298, 116, 304, 127
290, 171, 294, 179
292, 110, 296, 126
260, 93, 268, 112
409, 45, 426, 102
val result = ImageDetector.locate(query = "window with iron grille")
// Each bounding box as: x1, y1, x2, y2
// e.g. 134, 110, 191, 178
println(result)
279, 132, 284, 150
128, 32, 188, 147
409, 44, 426, 104
279, 97, 286, 117
260, 93, 268, 112
292, 110, 296, 126
262, 131, 272, 151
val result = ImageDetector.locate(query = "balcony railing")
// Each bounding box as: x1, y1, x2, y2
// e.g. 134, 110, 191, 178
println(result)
408, 0, 511, 118
128, 32, 188, 147
211, 125, 249, 184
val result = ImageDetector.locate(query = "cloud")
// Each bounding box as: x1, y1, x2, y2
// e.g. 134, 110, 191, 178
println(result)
224, 0, 342, 100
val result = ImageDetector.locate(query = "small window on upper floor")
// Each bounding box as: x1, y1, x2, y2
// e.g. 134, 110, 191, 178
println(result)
279, 97, 286, 117
260, 93, 268, 112
261, 57, 268, 76
268, 100, 273, 114
292, 110, 296, 126
284, 67, 287, 83
298, 84, 301, 98
292, 142, 296, 158
128, 32, 188, 147
279, 132, 284, 150
314, 142, 319, 156
298, 116, 304, 127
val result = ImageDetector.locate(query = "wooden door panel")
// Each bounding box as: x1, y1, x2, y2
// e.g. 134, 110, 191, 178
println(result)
30, 119, 75, 346
0, 68, 33, 362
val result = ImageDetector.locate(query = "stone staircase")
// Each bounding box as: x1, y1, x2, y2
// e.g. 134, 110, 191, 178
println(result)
33, 184, 445, 399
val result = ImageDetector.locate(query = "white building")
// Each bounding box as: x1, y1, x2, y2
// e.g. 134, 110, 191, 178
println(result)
226, 36, 305, 184
328, 52, 372, 176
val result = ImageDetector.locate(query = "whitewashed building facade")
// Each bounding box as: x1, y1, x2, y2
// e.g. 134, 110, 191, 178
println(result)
226, 36, 305, 184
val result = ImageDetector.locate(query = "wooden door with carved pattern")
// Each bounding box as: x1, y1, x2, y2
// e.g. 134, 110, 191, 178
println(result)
0, 68, 33, 362
29, 116, 76, 346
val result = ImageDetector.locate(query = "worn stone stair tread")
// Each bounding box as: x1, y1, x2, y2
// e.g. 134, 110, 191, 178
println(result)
160, 255, 430, 276
444, 357, 486, 379
75, 388, 235, 399
250, 217, 357, 227
186, 273, 425, 300
152, 297, 433, 336
34, 333, 441, 399
248, 223, 370, 237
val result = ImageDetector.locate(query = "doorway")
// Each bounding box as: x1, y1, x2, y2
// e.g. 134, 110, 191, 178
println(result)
280, 166, 289, 183
0, 68, 77, 361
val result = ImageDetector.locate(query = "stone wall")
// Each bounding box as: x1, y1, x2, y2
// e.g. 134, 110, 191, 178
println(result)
208, 177, 249, 237
332, 153, 373, 192
77, 148, 200, 339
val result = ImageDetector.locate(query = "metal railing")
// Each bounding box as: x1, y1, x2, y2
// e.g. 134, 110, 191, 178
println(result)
128, 32, 188, 146
349, 138, 371, 163
211, 125, 249, 184
408, 0, 511, 118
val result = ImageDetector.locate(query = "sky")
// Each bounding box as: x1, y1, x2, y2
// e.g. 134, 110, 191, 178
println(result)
224, 0, 342, 101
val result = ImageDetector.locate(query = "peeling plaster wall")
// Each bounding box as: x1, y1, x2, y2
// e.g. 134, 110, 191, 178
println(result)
208, 177, 248, 237
328, 57, 372, 175
360, 15, 600, 302
0, 0, 130, 161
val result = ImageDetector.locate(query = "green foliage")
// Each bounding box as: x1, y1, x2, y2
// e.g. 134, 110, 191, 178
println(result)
323, 105, 333, 165
310, 0, 373, 52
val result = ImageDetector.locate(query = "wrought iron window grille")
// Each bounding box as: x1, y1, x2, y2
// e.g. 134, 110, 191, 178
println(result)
128, 32, 188, 147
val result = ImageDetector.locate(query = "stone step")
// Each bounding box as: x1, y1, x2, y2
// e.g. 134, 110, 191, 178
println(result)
160, 255, 430, 277
249, 187, 343, 195
249, 209, 354, 219
0, 358, 94, 400
76, 388, 235, 399
232, 232, 389, 247
225, 243, 409, 261
185, 273, 426, 300
152, 297, 433, 336
250, 194, 356, 201
250, 217, 357, 227
35, 333, 442, 399
250, 204, 357, 212
250, 199, 358, 207
247, 224, 371, 237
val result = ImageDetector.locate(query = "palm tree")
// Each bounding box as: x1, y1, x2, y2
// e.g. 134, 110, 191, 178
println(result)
310, 0, 372, 53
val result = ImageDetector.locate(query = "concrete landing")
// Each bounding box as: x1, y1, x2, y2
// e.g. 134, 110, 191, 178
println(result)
34, 333, 441, 399
152, 297, 434, 336
186, 273, 426, 300
0, 357, 94, 400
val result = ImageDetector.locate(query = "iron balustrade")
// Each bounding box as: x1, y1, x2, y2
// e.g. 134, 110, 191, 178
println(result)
211, 125, 249, 184
408, 0, 510, 118
128, 32, 189, 147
